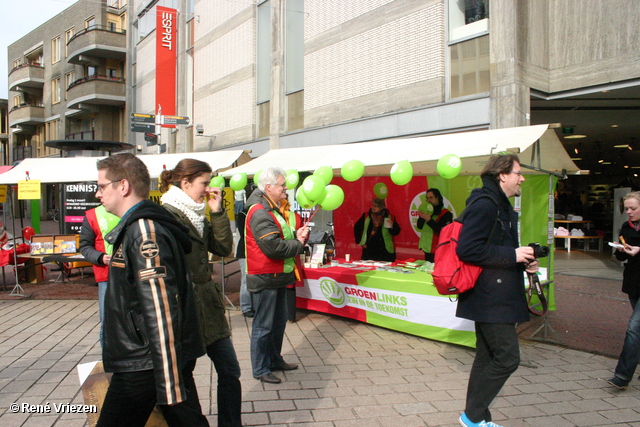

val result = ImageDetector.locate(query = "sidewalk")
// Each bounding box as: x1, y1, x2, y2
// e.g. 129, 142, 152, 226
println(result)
1, 299, 639, 427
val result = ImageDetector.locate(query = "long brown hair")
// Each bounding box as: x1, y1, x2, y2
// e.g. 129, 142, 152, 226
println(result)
159, 158, 213, 193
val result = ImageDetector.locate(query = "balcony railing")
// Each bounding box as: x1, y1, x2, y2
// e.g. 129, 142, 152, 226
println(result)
8, 104, 45, 127
9, 63, 45, 91
67, 26, 126, 64
66, 75, 126, 109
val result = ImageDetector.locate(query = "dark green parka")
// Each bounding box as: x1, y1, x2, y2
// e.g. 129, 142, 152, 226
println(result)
163, 204, 233, 345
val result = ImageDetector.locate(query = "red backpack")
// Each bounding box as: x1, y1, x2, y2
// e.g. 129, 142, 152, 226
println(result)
432, 195, 500, 295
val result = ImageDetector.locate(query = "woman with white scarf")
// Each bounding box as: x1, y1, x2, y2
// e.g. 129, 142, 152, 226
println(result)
159, 159, 241, 427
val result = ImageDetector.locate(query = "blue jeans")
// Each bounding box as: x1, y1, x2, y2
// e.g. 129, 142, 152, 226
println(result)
250, 287, 287, 377
205, 337, 242, 427
614, 296, 640, 382
238, 259, 253, 314
98, 281, 107, 347
465, 322, 520, 423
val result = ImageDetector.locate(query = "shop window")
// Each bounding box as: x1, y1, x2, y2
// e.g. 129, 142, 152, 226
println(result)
449, 0, 489, 42
449, 35, 489, 99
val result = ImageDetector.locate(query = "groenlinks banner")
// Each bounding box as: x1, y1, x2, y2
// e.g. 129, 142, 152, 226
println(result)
296, 266, 476, 348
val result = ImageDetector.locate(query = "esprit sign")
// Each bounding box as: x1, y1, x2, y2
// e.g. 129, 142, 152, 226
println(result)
156, 6, 177, 124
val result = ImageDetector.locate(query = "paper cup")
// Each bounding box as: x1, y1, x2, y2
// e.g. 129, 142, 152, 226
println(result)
345, 254, 351, 262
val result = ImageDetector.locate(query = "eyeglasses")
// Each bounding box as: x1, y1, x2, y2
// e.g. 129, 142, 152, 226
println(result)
509, 171, 523, 176
97, 179, 122, 193
271, 182, 287, 188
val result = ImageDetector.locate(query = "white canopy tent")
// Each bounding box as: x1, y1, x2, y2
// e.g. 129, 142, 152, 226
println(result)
0, 150, 252, 184
220, 125, 581, 177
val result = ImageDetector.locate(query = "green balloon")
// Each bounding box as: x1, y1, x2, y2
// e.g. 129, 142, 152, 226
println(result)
253, 170, 262, 186
230, 173, 247, 191
341, 159, 365, 182
437, 154, 462, 179
302, 175, 326, 202
295, 188, 316, 209
285, 169, 299, 188
314, 166, 334, 185
390, 160, 413, 185
373, 182, 388, 199
209, 176, 225, 188
319, 185, 345, 211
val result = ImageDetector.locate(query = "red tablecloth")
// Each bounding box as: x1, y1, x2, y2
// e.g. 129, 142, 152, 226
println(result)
0, 244, 31, 267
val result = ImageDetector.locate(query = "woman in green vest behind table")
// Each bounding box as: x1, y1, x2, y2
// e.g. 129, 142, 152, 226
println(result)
354, 197, 401, 262
417, 188, 453, 262
159, 159, 242, 427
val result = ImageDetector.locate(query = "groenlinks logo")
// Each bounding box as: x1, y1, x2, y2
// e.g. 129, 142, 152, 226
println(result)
319, 277, 347, 308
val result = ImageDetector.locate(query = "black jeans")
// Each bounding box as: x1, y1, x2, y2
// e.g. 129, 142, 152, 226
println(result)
205, 336, 243, 427
97, 360, 209, 427
465, 322, 520, 423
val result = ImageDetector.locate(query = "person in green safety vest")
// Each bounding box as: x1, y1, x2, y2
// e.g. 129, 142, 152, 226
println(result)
354, 197, 400, 262
417, 188, 453, 262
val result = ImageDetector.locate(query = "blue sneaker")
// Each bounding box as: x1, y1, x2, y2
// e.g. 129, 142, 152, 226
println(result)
459, 413, 504, 427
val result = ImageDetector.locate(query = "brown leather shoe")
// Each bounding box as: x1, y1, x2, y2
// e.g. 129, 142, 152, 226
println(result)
257, 373, 281, 384
270, 362, 298, 371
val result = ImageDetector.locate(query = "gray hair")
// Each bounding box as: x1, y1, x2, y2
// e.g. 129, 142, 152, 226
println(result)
258, 166, 286, 192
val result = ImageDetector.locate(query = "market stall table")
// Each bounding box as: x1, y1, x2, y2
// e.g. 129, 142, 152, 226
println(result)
42, 254, 87, 283
296, 261, 476, 348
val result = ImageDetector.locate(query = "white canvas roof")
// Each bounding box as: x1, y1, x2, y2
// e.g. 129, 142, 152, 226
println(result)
0, 150, 251, 184
220, 125, 581, 177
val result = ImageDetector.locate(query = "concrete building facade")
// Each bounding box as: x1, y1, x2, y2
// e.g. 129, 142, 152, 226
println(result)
126, 0, 640, 178
7, 0, 127, 161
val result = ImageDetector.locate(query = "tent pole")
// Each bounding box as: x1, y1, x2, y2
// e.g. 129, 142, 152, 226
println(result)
8, 188, 25, 297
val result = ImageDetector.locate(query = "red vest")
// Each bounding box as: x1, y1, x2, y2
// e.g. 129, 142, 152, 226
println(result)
245, 204, 289, 275
86, 208, 109, 282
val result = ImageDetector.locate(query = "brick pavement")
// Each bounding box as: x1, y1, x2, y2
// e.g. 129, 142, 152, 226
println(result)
1, 300, 639, 427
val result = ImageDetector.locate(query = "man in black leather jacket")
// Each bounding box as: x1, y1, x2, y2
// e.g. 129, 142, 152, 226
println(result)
94, 153, 208, 427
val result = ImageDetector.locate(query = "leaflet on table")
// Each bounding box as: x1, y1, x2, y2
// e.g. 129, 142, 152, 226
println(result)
310, 244, 325, 263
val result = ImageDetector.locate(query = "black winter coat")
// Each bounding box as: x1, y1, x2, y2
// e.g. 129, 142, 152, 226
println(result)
102, 201, 205, 405
615, 221, 640, 299
455, 176, 530, 324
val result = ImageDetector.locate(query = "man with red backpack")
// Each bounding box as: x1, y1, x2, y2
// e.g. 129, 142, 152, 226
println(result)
455, 153, 539, 427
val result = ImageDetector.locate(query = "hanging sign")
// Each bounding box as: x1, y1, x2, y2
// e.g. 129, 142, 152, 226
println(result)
18, 180, 41, 200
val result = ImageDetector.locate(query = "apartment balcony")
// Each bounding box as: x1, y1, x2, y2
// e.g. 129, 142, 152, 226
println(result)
66, 75, 126, 110
9, 63, 45, 92
8, 104, 45, 128
67, 26, 126, 65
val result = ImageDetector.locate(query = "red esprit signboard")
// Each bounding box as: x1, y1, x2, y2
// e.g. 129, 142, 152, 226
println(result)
156, 6, 177, 126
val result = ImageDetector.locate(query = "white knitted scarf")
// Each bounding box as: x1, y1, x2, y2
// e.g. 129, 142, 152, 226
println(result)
161, 185, 206, 237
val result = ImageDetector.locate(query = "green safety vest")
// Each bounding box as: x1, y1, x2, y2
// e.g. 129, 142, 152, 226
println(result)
359, 215, 394, 254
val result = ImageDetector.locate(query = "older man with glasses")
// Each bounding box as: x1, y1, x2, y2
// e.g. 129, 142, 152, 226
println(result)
244, 166, 309, 384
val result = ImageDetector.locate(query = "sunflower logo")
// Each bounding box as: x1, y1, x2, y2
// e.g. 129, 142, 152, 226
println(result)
319, 277, 347, 308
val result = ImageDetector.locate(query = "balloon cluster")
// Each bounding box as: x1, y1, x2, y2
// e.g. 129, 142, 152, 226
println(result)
296, 166, 345, 211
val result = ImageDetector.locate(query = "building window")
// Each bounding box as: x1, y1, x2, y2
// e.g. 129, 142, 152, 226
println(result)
85, 16, 96, 29
257, 0, 271, 137
13, 95, 21, 107
108, 20, 118, 31
65, 72, 75, 100
285, 0, 304, 131
65, 28, 74, 57
449, 35, 490, 99
108, 68, 117, 79
449, 0, 489, 42
87, 66, 96, 77
13, 59, 21, 68
52, 78, 61, 104
51, 36, 61, 64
